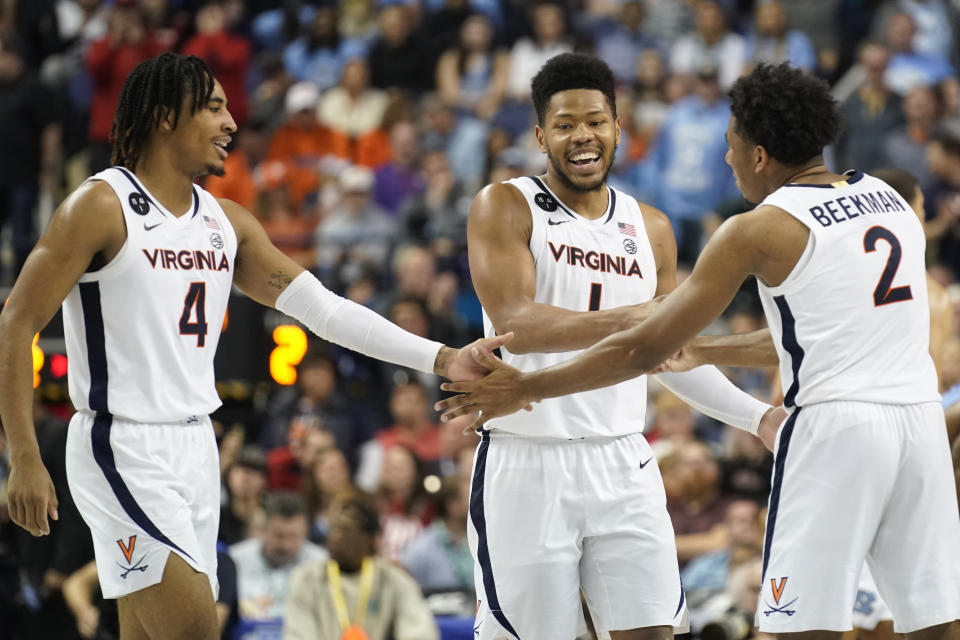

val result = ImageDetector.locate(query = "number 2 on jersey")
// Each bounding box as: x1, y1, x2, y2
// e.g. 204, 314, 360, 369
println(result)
180, 282, 208, 346
863, 226, 912, 306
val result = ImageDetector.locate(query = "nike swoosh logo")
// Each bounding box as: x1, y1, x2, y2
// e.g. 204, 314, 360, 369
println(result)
144, 222, 162, 231
638, 456, 654, 469
548, 219, 569, 225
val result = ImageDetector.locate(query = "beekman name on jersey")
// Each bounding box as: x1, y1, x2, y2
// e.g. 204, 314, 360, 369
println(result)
548, 240, 644, 277
808, 189, 908, 227
142, 248, 230, 271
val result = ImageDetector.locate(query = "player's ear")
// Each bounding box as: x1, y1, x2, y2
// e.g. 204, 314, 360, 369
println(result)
535, 124, 547, 153
614, 116, 621, 147
156, 105, 176, 133
753, 144, 769, 174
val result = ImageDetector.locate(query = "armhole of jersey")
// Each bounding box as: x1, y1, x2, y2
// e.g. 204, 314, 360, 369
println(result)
501, 179, 541, 266
77, 174, 132, 282
759, 221, 816, 296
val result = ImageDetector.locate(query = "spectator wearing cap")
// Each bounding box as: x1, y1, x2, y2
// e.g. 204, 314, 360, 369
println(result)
220, 445, 269, 545
315, 165, 395, 279
669, 0, 747, 90
285, 491, 439, 640
265, 81, 351, 209
744, 0, 816, 72
182, 1, 252, 125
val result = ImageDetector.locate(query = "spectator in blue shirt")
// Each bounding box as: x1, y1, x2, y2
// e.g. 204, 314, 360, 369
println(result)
884, 11, 956, 95
283, 6, 367, 91
402, 476, 473, 595
588, 1, 665, 85
634, 64, 739, 266
745, 0, 817, 72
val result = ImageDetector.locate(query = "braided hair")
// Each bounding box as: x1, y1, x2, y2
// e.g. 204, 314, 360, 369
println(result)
110, 53, 216, 170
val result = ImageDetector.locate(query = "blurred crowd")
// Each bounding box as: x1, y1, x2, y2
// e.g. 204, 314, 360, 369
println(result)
1, 0, 960, 639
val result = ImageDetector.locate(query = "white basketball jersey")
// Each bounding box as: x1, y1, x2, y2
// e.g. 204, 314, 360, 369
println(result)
62, 167, 237, 422
757, 171, 939, 408
482, 177, 658, 438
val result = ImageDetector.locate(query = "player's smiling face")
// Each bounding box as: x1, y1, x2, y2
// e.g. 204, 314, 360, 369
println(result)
168, 79, 236, 178
537, 89, 620, 193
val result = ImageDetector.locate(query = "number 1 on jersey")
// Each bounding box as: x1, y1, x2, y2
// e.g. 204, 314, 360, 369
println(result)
588, 283, 602, 311
180, 282, 208, 347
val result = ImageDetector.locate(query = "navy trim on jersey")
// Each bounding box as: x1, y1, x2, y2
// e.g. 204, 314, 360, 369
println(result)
79, 283, 109, 412
91, 412, 196, 563
470, 431, 520, 639
675, 583, 686, 617
761, 407, 800, 581
190, 185, 200, 218
604, 188, 617, 224
528, 176, 576, 219
774, 295, 804, 408
784, 170, 864, 189
114, 167, 168, 218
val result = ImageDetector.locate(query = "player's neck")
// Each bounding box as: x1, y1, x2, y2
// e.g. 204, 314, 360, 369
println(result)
542, 173, 609, 220
134, 151, 197, 218
778, 158, 840, 187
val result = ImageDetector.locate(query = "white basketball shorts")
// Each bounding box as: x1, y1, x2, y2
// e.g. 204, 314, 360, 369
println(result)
65, 410, 221, 599
758, 401, 960, 634
467, 430, 689, 640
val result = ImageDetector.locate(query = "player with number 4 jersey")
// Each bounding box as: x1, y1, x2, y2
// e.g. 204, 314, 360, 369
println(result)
0, 53, 509, 640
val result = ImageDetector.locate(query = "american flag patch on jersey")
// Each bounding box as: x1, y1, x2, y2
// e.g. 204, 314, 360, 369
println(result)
618, 222, 636, 237
204, 215, 220, 230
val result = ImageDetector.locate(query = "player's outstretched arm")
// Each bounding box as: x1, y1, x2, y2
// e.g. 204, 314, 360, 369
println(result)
220, 198, 512, 380
437, 213, 773, 424
0, 181, 124, 537
468, 183, 652, 354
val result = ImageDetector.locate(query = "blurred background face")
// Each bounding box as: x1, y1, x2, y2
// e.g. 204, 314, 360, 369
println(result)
379, 6, 411, 46
390, 121, 420, 168
695, 1, 726, 41
725, 500, 761, 547
678, 441, 720, 498
390, 384, 428, 425
860, 44, 889, 84
326, 505, 373, 567
311, 7, 337, 40
391, 300, 429, 337
228, 465, 267, 501
342, 58, 370, 94
395, 247, 436, 297
620, 1, 644, 31
636, 49, 665, 89
886, 13, 916, 53
532, 4, 565, 43
755, 1, 787, 37
261, 514, 308, 567
314, 448, 351, 494
381, 446, 418, 495
298, 360, 336, 401
461, 14, 493, 52
903, 86, 938, 124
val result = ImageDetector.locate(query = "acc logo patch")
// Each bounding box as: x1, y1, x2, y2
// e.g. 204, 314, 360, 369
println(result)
129, 192, 150, 215
623, 238, 637, 254
210, 232, 224, 249
534, 192, 558, 212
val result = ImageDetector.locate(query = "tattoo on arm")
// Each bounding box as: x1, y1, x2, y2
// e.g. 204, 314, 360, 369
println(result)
267, 271, 295, 291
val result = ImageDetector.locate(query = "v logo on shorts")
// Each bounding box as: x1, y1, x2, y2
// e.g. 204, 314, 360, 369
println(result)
117, 535, 138, 564
770, 577, 788, 604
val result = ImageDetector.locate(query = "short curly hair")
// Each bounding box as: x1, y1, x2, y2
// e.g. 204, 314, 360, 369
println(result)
729, 63, 840, 167
531, 53, 617, 125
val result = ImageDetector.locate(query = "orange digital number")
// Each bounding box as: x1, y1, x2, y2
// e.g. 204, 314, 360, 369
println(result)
270, 325, 308, 385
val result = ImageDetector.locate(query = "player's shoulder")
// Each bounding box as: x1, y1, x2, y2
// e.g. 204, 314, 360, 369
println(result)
469, 180, 531, 229
634, 199, 673, 238
56, 179, 124, 234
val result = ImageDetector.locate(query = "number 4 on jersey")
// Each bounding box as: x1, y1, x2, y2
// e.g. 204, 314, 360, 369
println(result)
180, 282, 208, 347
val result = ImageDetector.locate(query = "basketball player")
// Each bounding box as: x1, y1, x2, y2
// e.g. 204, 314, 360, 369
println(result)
459, 53, 783, 640
0, 53, 509, 640
439, 63, 960, 639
